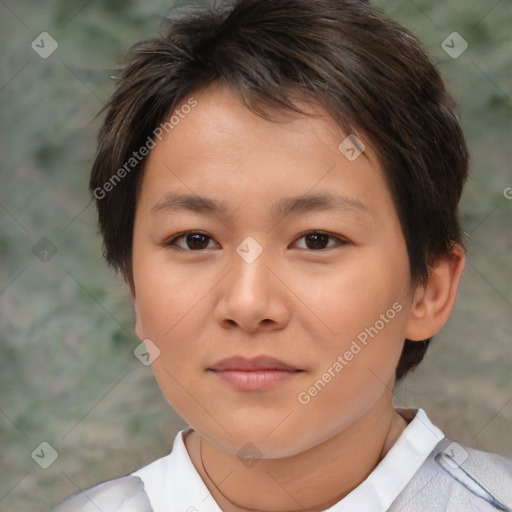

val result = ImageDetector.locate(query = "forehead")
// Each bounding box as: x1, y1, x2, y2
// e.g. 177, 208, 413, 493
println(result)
138, 85, 394, 222
154, 85, 369, 164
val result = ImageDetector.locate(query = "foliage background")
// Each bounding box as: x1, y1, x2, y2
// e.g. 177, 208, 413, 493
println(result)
0, 0, 510, 510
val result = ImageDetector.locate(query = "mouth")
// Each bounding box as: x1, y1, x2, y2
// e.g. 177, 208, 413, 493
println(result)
207, 355, 304, 391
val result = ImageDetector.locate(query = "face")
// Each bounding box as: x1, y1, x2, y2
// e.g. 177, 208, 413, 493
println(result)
131, 85, 416, 458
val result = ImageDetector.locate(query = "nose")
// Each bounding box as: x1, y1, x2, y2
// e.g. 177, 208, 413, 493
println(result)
214, 240, 290, 333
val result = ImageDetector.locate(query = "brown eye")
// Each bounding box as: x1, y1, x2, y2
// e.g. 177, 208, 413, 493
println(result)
293, 231, 347, 251
164, 230, 347, 252
165, 231, 216, 250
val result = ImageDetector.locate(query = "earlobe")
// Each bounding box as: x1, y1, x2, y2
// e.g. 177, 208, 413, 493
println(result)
405, 244, 466, 341
133, 298, 145, 341
128, 284, 145, 341
122, 270, 144, 340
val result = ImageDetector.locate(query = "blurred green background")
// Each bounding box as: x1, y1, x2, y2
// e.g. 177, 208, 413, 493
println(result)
0, 0, 510, 510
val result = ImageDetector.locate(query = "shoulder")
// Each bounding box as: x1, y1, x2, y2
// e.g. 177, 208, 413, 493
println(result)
52, 475, 153, 512
54, 430, 189, 512
390, 438, 512, 511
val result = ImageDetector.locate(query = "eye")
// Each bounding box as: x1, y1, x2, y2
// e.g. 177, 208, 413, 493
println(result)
292, 231, 348, 251
164, 231, 218, 251
163, 230, 348, 252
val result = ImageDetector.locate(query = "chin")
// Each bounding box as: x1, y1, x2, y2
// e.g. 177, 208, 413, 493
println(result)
187, 409, 322, 459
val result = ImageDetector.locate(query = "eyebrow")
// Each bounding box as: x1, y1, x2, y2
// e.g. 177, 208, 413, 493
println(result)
151, 192, 370, 218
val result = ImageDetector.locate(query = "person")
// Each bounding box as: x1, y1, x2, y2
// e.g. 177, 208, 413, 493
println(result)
54, 0, 512, 510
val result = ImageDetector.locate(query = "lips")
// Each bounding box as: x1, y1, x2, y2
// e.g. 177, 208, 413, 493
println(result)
208, 356, 304, 391
208, 355, 301, 372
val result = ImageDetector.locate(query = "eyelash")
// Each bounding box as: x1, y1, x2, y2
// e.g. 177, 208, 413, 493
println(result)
163, 230, 349, 252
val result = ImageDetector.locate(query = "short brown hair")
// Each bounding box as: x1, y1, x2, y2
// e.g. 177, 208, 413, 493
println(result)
90, 0, 469, 379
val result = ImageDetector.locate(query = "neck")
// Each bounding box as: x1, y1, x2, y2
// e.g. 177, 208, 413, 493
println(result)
185, 396, 409, 512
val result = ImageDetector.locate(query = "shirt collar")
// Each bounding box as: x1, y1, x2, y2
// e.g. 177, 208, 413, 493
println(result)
135, 408, 445, 512
326, 408, 445, 511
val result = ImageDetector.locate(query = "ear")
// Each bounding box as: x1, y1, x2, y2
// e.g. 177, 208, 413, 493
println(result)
125, 274, 145, 341
405, 244, 466, 341
133, 295, 145, 341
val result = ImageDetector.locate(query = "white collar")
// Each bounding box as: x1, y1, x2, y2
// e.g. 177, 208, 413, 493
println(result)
132, 408, 445, 512
327, 408, 444, 511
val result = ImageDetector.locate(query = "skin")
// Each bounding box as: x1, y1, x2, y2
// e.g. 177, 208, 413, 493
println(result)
130, 84, 465, 511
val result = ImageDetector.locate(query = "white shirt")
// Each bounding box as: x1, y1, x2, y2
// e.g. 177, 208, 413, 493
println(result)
131, 408, 445, 512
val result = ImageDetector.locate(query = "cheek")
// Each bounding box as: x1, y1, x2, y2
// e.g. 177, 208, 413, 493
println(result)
292, 303, 408, 446
295, 246, 411, 396
134, 268, 214, 419
301, 254, 409, 341
133, 250, 209, 342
